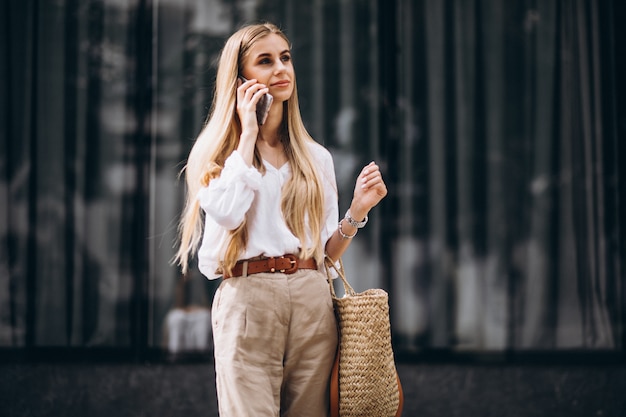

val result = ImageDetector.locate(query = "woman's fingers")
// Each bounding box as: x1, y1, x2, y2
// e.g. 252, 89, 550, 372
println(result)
354, 161, 388, 211
251, 86, 270, 104
360, 162, 383, 189
238, 79, 268, 106
237, 79, 268, 130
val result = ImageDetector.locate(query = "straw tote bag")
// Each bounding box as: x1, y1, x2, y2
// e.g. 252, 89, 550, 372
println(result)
325, 258, 404, 417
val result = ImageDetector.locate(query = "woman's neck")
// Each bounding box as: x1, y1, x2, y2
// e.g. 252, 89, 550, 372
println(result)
257, 108, 287, 168
259, 101, 284, 146
258, 126, 282, 147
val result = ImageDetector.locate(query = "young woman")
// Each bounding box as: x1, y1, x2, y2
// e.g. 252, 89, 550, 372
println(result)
176, 22, 387, 416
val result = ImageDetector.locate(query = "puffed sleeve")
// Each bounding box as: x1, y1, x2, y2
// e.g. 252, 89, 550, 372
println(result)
197, 151, 262, 231
314, 144, 339, 247
310, 143, 342, 276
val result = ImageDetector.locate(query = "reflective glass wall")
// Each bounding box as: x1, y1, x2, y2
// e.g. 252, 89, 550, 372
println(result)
392, 0, 625, 351
2, 0, 624, 357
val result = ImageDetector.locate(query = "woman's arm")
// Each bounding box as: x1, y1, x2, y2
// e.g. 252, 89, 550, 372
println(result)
325, 161, 387, 261
236, 78, 268, 166
199, 151, 262, 230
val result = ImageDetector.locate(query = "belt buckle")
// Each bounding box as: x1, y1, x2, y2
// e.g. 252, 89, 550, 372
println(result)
280, 254, 298, 274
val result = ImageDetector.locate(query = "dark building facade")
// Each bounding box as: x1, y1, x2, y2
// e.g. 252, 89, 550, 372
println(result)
1, 0, 625, 415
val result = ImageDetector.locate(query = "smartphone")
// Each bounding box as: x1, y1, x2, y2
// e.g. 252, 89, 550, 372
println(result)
238, 76, 273, 125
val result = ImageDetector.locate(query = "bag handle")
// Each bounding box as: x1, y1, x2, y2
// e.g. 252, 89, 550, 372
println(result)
324, 256, 356, 299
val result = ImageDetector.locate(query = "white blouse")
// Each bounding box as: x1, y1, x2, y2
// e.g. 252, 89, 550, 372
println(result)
197, 141, 339, 279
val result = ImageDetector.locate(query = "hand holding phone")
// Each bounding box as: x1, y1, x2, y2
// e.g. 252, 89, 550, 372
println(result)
238, 76, 273, 125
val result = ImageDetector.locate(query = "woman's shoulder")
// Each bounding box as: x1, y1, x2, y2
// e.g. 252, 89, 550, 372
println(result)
305, 139, 333, 165
305, 139, 336, 188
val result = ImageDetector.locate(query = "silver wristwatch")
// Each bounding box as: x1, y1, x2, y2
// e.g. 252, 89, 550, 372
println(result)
344, 209, 368, 228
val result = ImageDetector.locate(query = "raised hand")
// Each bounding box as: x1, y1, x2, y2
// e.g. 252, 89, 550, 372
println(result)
350, 161, 388, 220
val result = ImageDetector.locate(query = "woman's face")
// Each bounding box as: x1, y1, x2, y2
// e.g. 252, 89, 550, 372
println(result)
240, 33, 294, 103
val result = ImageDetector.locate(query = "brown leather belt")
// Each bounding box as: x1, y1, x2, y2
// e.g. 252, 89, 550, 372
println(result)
223, 254, 317, 279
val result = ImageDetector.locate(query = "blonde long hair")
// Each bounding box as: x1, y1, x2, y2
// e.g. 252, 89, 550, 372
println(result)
175, 23, 325, 275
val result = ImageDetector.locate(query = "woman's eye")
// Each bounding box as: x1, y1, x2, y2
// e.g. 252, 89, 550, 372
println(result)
281, 55, 291, 62
259, 58, 271, 65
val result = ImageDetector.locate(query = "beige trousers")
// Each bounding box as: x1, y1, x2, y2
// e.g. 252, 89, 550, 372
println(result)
211, 268, 338, 417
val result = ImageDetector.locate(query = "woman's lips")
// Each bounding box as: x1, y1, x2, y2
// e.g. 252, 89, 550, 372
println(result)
271, 80, 290, 87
